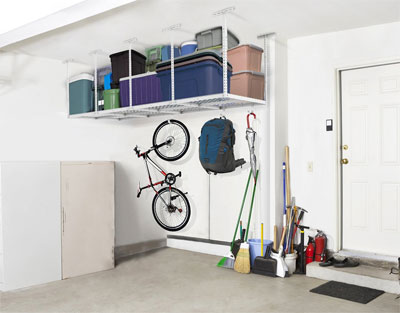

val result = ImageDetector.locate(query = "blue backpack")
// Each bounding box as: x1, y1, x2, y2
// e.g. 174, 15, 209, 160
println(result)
199, 118, 245, 174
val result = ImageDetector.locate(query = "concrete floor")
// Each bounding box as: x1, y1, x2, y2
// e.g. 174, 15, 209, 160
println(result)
1, 248, 399, 313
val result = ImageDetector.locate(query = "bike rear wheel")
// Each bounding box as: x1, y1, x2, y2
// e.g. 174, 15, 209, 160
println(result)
153, 119, 190, 161
152, 187, 191, 231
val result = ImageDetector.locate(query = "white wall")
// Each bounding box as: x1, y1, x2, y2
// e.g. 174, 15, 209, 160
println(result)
0, 47, 287, 248
0, 52, 166, 247
288, 22, 400, 250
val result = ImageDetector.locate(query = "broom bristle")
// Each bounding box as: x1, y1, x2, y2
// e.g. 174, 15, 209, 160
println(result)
234, 247, 250, 274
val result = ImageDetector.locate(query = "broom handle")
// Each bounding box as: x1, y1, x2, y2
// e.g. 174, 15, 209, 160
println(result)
231, 170, 253, 251
245, 170, 259, 242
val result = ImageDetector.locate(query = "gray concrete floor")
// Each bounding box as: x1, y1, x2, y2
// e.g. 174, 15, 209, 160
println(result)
1, 248, 399, 313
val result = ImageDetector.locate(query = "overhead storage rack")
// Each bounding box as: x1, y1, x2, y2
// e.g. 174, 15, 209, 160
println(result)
67, 7, 275, 120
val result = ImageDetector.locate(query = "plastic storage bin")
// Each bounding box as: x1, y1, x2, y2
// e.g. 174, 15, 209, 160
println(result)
180, 41, 197, 56
228, 44, 263, 72
109, 50, 146, 86
156, 51, 232, 101
248, 239, 273, 268
161, 46, 180, 60
231, 71, 265, 100
120, 72, 162, 107
69, 73, 94, 115
146, 45, 180, 62
103, 89, 120, 110
96, 66, 112, 87
196, 27, 239, 50
104, 73, 112, 90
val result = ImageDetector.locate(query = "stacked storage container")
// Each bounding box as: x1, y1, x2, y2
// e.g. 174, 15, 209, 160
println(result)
156, 51, 232, 100
69, 74, 94, 114
196, 27, 239, 53
228, 44, 265, 100
108, 49, 147, 110
145, 45, 180, 72
120, 72, 162, 107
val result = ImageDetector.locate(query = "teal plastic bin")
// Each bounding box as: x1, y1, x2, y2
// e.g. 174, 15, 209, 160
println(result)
248, 239, 273, 268
69, 74, 94, 114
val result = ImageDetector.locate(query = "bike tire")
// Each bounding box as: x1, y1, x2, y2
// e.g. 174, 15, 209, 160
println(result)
152, 187, 191, 231
152, 119, 190, 161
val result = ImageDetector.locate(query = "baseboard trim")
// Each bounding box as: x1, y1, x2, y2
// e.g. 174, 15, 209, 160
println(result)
167, 235, 230, 246
115, 239, 167, 260
167, 236, 229, 256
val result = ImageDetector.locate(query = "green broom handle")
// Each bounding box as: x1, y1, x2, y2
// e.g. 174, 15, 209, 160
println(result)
245, 169, 259, 242
230, 170, 253, 251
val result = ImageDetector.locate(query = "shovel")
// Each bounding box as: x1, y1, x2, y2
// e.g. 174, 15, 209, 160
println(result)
271, 226, 289, 278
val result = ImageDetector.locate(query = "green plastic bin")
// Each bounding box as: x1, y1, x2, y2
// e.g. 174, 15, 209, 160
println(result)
146, 45, 163, 63
104, 89, 120, 110
69, 73, 94, 115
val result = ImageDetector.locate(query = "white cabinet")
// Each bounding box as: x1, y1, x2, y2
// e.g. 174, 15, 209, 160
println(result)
61, 161, 115, 279
0, 161, 115, 291
0, 162, 61, 292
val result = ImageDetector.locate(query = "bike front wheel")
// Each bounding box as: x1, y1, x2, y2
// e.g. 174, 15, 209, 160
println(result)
152, 119, 190, 161
152, 187, 191, 231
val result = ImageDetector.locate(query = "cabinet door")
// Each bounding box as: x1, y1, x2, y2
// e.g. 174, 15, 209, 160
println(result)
1, 162, 61, 291
61, 162, 115, 279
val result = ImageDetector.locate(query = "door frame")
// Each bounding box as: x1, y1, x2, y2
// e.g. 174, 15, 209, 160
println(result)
335, 58, 400, 252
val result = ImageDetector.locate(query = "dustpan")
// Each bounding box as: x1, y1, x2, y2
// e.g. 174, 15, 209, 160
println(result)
252, 245, 277, 277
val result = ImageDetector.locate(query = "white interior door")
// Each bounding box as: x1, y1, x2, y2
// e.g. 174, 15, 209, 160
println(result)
341, 63, 400, 256
61, 161, 115, 279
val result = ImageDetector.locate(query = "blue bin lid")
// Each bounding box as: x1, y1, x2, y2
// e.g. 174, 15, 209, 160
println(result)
156, 51, 232, 71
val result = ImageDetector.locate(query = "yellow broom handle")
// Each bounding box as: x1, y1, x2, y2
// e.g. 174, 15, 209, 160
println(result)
261, 223, 264, 257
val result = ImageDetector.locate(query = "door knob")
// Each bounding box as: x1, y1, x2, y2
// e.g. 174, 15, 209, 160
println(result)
341, 158, 349, 164
342, 145, 348, 150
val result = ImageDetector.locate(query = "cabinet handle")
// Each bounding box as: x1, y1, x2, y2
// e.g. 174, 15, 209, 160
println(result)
62, 209, 65, 234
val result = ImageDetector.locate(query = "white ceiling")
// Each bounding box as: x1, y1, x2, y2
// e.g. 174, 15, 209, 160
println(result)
2, 0, 399, 66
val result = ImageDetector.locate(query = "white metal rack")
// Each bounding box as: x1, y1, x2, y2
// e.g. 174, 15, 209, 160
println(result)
67, 7, 275, 120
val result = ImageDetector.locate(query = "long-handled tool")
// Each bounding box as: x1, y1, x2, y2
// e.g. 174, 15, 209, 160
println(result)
218, 171, 252, 268
271, 226, 289, 278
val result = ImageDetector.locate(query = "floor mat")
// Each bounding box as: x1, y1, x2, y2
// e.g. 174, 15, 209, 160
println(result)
310, 281, 384, 304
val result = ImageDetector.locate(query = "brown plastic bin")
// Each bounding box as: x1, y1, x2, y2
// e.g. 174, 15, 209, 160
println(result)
231, 71, 265, 100
228, 44, 263, 72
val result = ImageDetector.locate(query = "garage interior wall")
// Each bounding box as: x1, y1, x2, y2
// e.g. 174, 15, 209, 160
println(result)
0, 42, 287, 248
287, 21, 400, 251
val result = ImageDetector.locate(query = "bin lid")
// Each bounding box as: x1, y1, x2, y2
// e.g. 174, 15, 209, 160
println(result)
156, 51, 232, 71
69, 73, 94, 83
120, 72, 157, 82
232, 70, 264, 77
195, 26, 239, 44
156, 55, 232, 73
181, 40, 197, 47
228, 44, 263, 52
109, 49, 146, 61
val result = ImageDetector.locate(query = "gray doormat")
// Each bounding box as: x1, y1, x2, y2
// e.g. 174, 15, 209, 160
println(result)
310, 281, 384, 304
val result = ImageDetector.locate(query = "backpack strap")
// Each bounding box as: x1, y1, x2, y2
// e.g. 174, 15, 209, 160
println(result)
235, 158, 246, 169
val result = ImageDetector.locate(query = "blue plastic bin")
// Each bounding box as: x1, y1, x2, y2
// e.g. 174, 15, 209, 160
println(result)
248, 239, 273, 268
161, 46, 180, 61
156, 60, 232, 101
104, 73, 112, 90
181, 41, 197, 56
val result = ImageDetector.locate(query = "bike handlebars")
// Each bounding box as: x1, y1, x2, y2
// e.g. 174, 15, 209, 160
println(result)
134, 146, 140, 156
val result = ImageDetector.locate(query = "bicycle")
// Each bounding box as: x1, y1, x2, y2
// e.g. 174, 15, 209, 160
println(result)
134, 119, 191, 231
